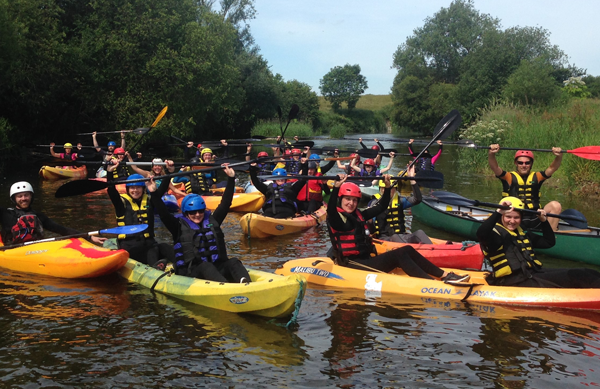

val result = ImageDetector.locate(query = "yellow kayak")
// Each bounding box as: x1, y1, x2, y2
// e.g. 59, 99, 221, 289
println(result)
39, 165, 88, 180
0, 238, 129, 278
276, 257, 600, 310
176, 192, 265, 213
118, 259, 306, 318
239, 205, 327, 238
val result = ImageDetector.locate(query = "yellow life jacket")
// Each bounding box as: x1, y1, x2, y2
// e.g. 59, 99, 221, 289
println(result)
117, 193, 150, 239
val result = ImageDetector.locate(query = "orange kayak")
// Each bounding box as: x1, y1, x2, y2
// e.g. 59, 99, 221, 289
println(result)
176, 192, 265, 213
276, 257, 600, 310
239, 205, 327, 238
373, 238, 484, 270
0, 238, 129, 278
39, 165, 88, 180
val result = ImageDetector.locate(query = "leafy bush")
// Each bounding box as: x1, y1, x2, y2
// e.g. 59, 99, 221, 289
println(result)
252, 121, 314, 138
457, 119, 510, 168
563, 76, 591, 98
329, 125, 347, 139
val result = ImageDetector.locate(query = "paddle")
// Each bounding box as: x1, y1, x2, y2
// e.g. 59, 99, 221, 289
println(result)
77, 128, 151, 136
431, 191, 588, 229
277, 105, 283, 137
55, 157, 277, 197
128, 106, 169, 152
461, 142, 600, 161
257, 173, 443, 185
37, 144, 99, 149
0, 225, 148, 251
281, 104, 300, 139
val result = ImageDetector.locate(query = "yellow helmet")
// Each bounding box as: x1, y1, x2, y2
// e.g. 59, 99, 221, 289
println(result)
500, 196, 524, 210
378, 180, 387, 188
200, 148, 212, 156
64, 143, 73, 148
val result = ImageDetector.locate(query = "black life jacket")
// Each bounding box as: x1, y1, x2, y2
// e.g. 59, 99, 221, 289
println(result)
185, 170, 213, 194
372, 192, 405, 236
116, 193, 152, 239
173, 212, 226, 270
5, 208, 44, 244
502, 172, 542, 210
264, 183, 298, 214
414, 155, 433, 173
110, 160, 129, 180
481, 223, 543, 282
286, 160, 302, 175
327, 207, 375, 264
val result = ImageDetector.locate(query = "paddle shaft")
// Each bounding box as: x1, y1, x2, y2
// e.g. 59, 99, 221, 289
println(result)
467, 200, 583, 223
128, 106, 168, 152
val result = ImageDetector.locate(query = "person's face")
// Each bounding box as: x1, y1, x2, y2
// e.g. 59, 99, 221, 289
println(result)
340, 195, 359, 213
292, 154, 300, 160
108, 146, 115, 152
202, 153, 212, 162
185, 209, 205, 224
502, 210, 522, 231
275, 179, 286, 186
515, 157, 533, 175
14, 192, 32, 209
127, 186, 144, 200
65, 147, 72, 153
308, 168, 316, 176
364, 165, 374, 172
152, 165, 162, 175
117, 154, 125, 161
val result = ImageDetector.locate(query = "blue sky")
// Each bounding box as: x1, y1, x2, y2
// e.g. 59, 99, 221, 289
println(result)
250, 0, 600, 95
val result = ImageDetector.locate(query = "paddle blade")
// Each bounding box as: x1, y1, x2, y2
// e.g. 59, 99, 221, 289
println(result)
357, 149, 378, 159
414, 170, 444, 189
434, 109, 461, 140
100, 224, 149, 236
288, 104, 299, 120
560, 209, 588, 229
55, 179, 109, 198
431, 191, 471, 202
292, 141, 314, 148
568, 146, 600, 161
151, 106, 168, 127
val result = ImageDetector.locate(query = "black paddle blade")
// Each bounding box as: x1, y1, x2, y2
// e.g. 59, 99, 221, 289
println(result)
357, 149, 378, 159
132, 128, 150, 135
560, 209, 588, 229
55, 179, 110, 198
292, 141, 314, 148
414, 170, 444, 189
434, 109, 461, 140
288, 104, 299, 120
431, 190, 470, 201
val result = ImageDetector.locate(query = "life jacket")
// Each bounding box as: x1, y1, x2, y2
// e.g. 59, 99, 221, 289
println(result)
4, 208, 44, 244
344, 164, 357, 177
116, 193, 152, 239
372, 192, 405, 236
297, 172, 323, 202
502, 172, 542, 210
264, 183, 298, 213
481, 223, 543, 280
184, 170, 213, 194
286, 159, 302, 175
414, 155, 433, 172
327, 207, 374, 264
59, 152, 76, 161
173, 212, 226, 270
359, 168, 378, 177
110, 158, 129, 180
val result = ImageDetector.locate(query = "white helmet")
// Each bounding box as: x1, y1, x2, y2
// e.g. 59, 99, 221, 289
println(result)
10, 181, 34, 197
152, 158, 163, 165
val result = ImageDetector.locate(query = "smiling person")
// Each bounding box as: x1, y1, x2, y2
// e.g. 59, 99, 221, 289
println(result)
1, 182, 105, 246
477, 197, 600, 288
488, 144, 562, 231
250, 163, 308, 219
326, 174, 469, 283
148, 163, 251, 283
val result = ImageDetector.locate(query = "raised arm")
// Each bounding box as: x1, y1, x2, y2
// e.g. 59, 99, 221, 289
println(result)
120, 130, 126, 149
49, 143, 60, 158
488, 144, 503, 177
126, 152, 150, 177
379, 152, 395, 173
544, 147, 563, 177
92, 132, 102, 152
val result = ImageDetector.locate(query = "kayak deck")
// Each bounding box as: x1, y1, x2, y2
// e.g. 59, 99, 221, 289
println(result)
240, 205, 327, 238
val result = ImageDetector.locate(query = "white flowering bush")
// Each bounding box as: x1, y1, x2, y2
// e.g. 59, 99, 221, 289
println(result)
457, 119, 511, 168
563, 76, 591, 98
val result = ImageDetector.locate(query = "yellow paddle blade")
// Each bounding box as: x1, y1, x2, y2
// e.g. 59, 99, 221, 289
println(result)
151, 106, 168, 127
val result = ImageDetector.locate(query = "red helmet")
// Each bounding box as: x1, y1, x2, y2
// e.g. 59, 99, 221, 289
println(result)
257, 151, 269, 158
371, 145, 380, 151
113, 148, 125, 155
363, 158, 376, 167
339, 182, 361, 198
514, 150, 534, 162
291, 148, 302, 155
284, 149, 292, 155
350, 153, 360, 163
197, 143, 203, 149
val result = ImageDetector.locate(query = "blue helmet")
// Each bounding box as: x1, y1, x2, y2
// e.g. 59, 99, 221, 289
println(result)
126, 174, 146, 187
309, 154, 320, 160
181, 194, 206, 213
272, 168, 287, 177
108, 141, 117, 147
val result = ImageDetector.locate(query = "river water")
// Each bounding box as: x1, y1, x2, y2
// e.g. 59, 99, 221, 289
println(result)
1, 136, 600, 388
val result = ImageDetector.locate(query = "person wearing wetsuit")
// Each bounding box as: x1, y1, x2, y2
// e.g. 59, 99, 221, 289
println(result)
250, 166, 308, 219
408, 139, 443, 173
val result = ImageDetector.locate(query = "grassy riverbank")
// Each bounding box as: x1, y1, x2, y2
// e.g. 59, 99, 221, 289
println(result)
457, 98, 600, 197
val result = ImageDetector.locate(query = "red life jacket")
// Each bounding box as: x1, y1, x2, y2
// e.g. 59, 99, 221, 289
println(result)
297, 172, 324, 202
8, 209, 44, 244
327, 207, 374, 262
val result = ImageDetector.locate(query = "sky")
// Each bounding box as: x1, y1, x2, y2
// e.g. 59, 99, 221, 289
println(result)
249, 0, 600, 95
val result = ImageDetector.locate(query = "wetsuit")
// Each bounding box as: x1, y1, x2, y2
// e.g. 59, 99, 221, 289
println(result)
0, 207, 81, 245
250, 167, 307, 219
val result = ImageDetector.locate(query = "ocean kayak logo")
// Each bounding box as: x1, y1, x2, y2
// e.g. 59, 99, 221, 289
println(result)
229, 296, 249, 304
275, 225, 284, 231
290, 266, 344, 280
421, 287, 463, 296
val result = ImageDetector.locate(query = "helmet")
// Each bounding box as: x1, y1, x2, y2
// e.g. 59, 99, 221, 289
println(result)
291, 148, 302, 155
350, 153, 360, 163
64, 143, 73, 148
309, 154, 320, 160
284, 149, 292, 155
197, 144, 203, 149
378, 179, 387, 188
272, 168, 287, 177
257, 151, 269, 158
152, 158, 163, 165
308, 161, 318, 170
371, 145, 380, 151
339, 182, 361, 198
514, 150, 534, 162
201, 148, 212, 157
363, 159, 376, 167
107, 141, 117, 147
181, 194, 206, 213
500, 196, 524, 210
113, 147, 125, 155
126, 174, 146, 187
10, 181, 34, 197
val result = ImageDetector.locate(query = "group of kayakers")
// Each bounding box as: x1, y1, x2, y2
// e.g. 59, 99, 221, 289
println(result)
9, 133, 600, 291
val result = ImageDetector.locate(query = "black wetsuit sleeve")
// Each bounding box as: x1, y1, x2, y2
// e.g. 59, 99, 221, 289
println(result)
291, 178, 308, 195
212, 176, 235, 224
155, 174, 170, 198
108, 186, 125, 217
361, 187, 390, 220
476, 212, 503, 250
528, 220, 555, 249
377, 141, 385, 151
321, 160, 336, 175
360, 142, 367, 150
149, 187, 180, 237
406, 183, 422, 205
327, 187, 347, 230
250, 167, 268, 194
184, 147, 195, 161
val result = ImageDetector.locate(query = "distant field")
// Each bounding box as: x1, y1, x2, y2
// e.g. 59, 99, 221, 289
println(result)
318, 94, 392, 111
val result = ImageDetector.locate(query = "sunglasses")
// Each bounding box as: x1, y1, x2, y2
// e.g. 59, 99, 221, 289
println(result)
186, 210, 205, 216
516, 160, 532, 165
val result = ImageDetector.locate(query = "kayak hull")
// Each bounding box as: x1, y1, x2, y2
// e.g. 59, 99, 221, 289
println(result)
412, 197, 600, 266
0, 238, 129, 278
118, 259, 306, 318
240, 205, 327, 238
276, 257, 600, 310
176, 192, 265, 213
39, 165, 88, 180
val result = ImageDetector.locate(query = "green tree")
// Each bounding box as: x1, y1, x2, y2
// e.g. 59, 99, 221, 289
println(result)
319, 64, 368, 110
276, 78, 319, 126
502, 59, 562, 106
582, 75, 600, 98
